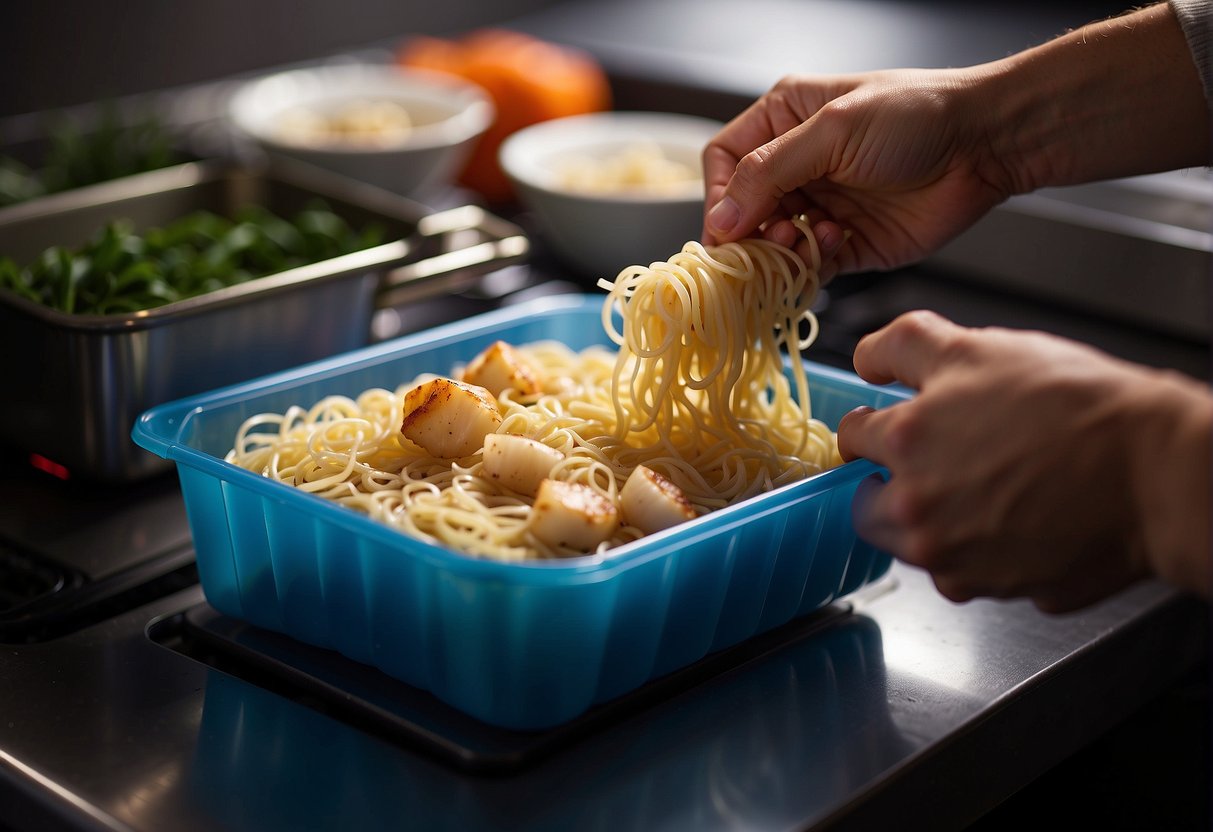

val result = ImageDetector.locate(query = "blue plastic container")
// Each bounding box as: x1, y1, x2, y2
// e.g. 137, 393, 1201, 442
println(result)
134, 294, 909, 730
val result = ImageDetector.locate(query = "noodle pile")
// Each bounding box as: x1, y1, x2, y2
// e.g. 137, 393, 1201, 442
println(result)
227, 219, 840, 560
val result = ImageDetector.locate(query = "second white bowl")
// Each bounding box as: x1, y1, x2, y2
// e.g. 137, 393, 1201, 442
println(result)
500, 111, 723, 279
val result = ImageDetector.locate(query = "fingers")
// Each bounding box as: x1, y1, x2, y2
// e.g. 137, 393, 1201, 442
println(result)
701, 95, 784, 245
701, 144, 746, 245
704, 74, 860, 245
852, 477, 1015, 606
705, 120, 834, 245
852, 309, 966, 388
837, 312, 974, 472
1029, 565, 1148, 615
759, 218, 846, 282
851, 473, 954, 572
836, 405, 879, 463
802, 222, 846, 283
851, 474, 905, 556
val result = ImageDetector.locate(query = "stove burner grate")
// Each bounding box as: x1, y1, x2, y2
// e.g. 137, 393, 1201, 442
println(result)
0, 540, 197, 643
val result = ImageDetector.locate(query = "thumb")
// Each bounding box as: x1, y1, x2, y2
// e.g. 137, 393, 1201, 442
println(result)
705, 117, 838, 243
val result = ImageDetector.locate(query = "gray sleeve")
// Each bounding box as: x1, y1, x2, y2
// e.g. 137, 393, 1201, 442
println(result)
1171, 0, 1213, 104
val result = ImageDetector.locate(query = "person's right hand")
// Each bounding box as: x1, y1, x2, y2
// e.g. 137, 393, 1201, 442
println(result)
702, 4, 1211, 282
702, 68, 1020, 282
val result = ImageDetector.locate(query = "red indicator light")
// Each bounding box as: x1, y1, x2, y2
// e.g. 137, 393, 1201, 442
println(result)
29, 453, 71, 481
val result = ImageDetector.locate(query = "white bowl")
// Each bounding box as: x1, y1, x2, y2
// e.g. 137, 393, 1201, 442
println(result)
228, 63, 494, 198
499, 111, 723, 279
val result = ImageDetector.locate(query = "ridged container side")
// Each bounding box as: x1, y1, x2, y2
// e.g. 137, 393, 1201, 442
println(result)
259, 498, 328, 647
782, 483, 859, 623
817, 480, 888, 605
430, 571, 619, 729
216, 482, 275, 632
722, 489, 823, 646
366, 534, 436, 690
316, 519, 375, 665
178, 465, 245, 621
136, 294, 911, 729
649, 526, 738, 679
594, 554, 678, 702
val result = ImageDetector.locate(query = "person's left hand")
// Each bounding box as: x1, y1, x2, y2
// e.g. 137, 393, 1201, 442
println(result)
836, 310, 1178, 613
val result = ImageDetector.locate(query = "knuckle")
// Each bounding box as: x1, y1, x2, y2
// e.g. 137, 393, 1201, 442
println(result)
893, 309, 946, 339
889, 309, 977, 365
732, 147, 782, 199
736, 145, 772, 179
770, 74, 801, 94
937, 329, 979, 365
813, 97, 851, 127
931, 573, 974, 604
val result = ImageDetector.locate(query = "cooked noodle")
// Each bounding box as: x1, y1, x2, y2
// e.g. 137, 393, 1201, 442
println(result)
227, 218, 841, 561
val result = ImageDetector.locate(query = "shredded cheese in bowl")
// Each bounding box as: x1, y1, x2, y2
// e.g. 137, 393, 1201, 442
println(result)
274, 100, 414, 148
556, 142, 699, 194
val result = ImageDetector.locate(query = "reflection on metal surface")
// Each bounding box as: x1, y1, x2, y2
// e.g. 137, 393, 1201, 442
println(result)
930, 171, 1213, 343
0, 748, 131, 832
185, 614, 906, 831
878, 612, 983, 697
114, 759, 187, 830
0, 560, 1202, 831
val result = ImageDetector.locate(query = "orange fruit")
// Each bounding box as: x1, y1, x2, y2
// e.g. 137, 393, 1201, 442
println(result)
399, 29, 611, 203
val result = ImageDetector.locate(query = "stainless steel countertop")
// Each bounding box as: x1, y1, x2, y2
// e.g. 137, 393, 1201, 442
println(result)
1, 4, 1208, 828
1, 559, 1205, 832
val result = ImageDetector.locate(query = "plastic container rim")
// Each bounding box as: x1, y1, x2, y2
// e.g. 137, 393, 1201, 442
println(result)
133, 293, 897, 586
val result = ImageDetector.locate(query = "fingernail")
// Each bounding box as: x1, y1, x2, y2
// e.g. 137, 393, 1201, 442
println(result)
707, 197, 739, 235
818, 225, 841, 253
769, 221, 797, 248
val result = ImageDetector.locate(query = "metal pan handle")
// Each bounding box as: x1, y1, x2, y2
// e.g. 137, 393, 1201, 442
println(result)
375, 205, 530, 308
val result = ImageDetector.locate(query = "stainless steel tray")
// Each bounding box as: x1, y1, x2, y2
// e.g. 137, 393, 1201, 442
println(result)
0, 158, 529, 481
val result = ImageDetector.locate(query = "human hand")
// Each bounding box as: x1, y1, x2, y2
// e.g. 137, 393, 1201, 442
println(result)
837, 311, 1212, 613
701, 3, 1211, 283
702, 69, 1018, 282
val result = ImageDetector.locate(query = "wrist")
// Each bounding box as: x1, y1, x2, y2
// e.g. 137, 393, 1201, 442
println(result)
976, 3, 1209, 193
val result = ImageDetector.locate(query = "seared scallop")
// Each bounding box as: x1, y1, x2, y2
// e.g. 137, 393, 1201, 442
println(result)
620, 465, 696, 534
401, 377, 502, 458
460, 340, 542, 398
482, 433, 564, 496
528, 479, 619, 552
